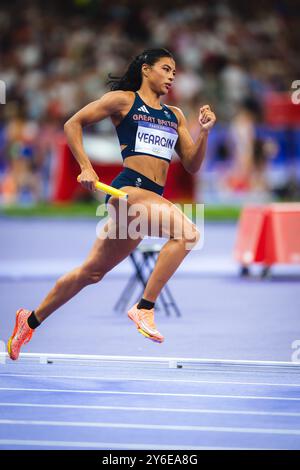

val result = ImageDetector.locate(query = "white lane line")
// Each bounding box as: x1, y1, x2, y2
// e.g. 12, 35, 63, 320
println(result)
1, 373, 300, 388
1, 419, 300, 436
0, 402, 300, 417
0, 439, 266, 450
0, 387, 299, 401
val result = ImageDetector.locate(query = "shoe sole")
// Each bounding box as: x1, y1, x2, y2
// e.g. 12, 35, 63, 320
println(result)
138, 328, 163, 343
128, 311, 164, 343
7, 337, 13, 357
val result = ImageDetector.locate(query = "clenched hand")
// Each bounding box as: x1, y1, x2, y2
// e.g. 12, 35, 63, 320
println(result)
77, 168, 99, 192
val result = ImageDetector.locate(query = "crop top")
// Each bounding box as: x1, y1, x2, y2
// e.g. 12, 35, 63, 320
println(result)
115, 92, 179, 163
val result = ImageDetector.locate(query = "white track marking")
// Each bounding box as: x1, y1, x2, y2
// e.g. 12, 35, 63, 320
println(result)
0, 402, 300, 417
0, 439, 266, 450
1, 373, 300, 388
0, 387, 299, 400
1, 419, 300, 436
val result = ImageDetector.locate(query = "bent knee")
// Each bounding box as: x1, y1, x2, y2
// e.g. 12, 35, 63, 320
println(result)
183, 225, 200, 249
79, 264, 106, 284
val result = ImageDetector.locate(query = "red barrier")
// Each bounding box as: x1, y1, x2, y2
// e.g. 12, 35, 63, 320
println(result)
264, 92, 300, 127
52, 137, 195, 202
234, 204, 300, 266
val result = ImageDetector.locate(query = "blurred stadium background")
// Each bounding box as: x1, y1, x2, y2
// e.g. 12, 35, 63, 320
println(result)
0, 0, 299, 217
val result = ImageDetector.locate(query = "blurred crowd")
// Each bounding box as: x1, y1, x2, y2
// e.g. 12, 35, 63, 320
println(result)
0, 0, 299, 204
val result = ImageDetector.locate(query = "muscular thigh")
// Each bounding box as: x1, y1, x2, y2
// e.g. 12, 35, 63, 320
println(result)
117, 186, 198, 240
84, 187, 198, 274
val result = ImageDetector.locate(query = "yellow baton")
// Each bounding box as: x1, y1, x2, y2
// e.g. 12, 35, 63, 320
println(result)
77, 176, 128, 199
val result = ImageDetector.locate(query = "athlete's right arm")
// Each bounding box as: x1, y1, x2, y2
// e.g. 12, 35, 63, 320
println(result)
64, 91, 131, 191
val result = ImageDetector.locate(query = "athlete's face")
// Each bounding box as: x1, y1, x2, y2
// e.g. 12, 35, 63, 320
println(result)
143, 57, 176, 95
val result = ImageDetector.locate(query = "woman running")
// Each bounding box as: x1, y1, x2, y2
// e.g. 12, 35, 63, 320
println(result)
7, 48, 216, 358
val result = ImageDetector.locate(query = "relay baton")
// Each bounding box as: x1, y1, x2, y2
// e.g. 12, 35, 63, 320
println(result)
77, 176, 128, 199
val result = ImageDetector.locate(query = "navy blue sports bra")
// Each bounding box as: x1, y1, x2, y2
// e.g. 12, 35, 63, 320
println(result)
115, 92, 179, 163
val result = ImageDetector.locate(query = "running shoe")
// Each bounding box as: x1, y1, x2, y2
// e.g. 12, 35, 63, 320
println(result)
7, 309, 35, 360
128, 304, 164, 343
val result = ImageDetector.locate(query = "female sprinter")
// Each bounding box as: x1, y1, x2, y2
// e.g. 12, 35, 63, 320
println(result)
7, 48, 216, 358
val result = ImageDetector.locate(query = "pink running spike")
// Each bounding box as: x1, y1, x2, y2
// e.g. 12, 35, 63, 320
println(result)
7, 309, 35, 360
128, 304, 164, 343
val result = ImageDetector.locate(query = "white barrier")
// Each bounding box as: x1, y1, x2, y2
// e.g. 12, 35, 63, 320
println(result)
0, 352, 299, 371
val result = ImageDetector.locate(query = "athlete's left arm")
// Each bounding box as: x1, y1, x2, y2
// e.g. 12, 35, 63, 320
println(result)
170, 105, 216, 174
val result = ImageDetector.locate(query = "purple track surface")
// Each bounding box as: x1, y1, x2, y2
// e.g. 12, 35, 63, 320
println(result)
0, 217, 300, 450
